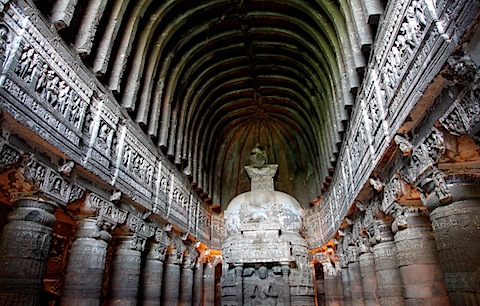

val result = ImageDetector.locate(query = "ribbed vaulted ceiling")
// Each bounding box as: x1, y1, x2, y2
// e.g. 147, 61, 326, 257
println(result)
36, 0, 379, 208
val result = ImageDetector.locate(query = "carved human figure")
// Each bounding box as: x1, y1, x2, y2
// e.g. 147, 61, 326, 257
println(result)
69, 95, 83, 128
17, 46, 34, 79
123, 145, 132, 166
96, 121, 113, 151
45, 71, 60, 105
247, 266, 279, 306
160, 177, 169, 194
28, 54, 43, 84
56, 81, 70, 114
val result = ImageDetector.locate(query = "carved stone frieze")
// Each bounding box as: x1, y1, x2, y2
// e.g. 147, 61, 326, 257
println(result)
298, 0, 479, 248
13, 41, 89, 133
323, 260, 338, 276
86, 193, 127, 225
19, 157, 85, 204
155, 227, 171, 246
0, 3, 213, 245
125, 213, 155, 240
369, 177, 384, 192
72, 217, 112, 242
362, 196, 393, 244
440, 75, 480, 135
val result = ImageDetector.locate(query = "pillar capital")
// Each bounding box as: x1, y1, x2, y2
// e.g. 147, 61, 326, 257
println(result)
73, 217, 112, 241
115, 234, 146, 252
168, 236, 186, 264
425, 174, 480, 210
389, 203, 430, 233
207, 254, 222, 267
183, 243, 199, 269
0, 194, 57, 305
146, 241, 168, 261
8, 195, 57, 227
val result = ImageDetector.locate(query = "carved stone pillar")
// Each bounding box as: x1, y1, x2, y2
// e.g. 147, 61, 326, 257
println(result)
203, 261, 216, 305
141, 242, 166, 306
358, 251, 379, 306
372, 220, 405, 306
392, 207, 449, 306
0, 197, 57, 305
162, 256, 181, 306
337, 245, 351, 306
179, 264, 194, 306
61, 218, 111, 306
108, 235, 143, 305
427, 182, 480, 305
347, 246, 365, 306
179, 246, 198, 306
323, 261, 343, 306
192, 259, 204, 306
340, 264, 351, 306
162, 239, 185, 306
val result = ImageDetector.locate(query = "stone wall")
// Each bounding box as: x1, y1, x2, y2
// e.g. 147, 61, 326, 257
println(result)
0, 1, 215, 245
305, 0, 480, 248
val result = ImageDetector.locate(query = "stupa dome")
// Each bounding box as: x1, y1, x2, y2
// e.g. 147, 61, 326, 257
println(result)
224, 189, 303, 235
223, 145, 304, 236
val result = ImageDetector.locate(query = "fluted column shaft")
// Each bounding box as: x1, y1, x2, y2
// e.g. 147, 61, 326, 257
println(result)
108, 236, 142, 306
179, 265, 194, 306
141, 243, 165, 306
193, 261, 204, 306
358, 253, 380, 306
203, 263, 215, 305
394, 213, 449, 306
162, 256, 181, 306
61, 218, 111, 306
0, 198, 57, 306
427, 183, 480, 305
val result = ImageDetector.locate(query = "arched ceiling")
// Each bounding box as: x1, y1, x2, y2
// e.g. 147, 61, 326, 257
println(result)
35, 0, 379, 208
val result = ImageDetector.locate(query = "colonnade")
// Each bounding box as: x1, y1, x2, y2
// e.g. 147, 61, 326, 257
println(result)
0, 195, 221, 306
315, 178, 480, 306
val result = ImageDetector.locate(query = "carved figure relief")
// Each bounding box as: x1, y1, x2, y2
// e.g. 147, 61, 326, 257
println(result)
16, 45, 35, 79
244, 266, 280, 306
0, 144, 20, 171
